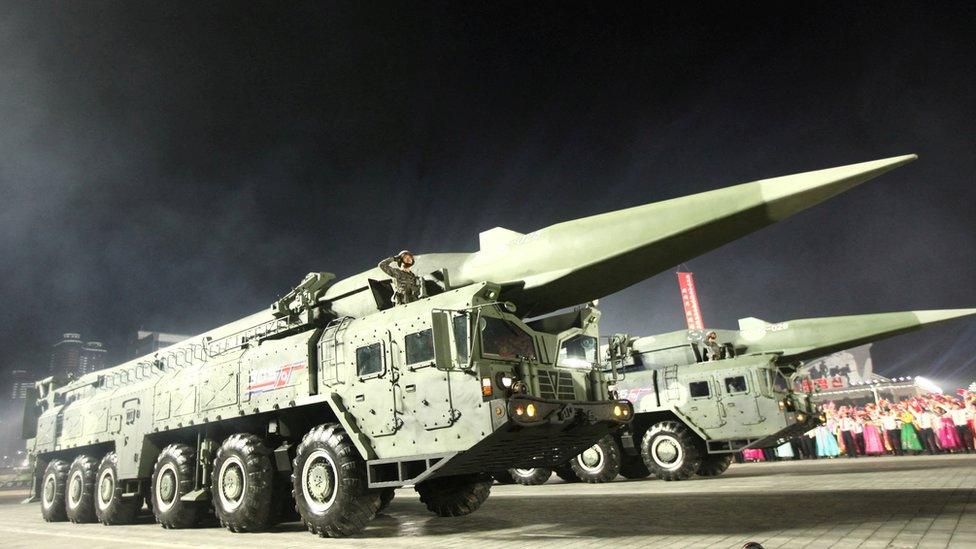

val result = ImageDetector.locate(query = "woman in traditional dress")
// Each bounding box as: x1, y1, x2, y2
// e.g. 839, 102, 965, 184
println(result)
775, 440, 794, 459
936, 405, 961, 451
742, 448, 765, 462
816, 412, 841, 458
900, 405, 924, 454
862, 407, 885, 455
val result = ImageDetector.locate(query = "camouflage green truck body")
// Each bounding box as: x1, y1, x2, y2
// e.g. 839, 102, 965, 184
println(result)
25, 280, 628, 492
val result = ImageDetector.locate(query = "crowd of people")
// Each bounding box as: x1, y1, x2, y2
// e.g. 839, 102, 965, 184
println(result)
740, 390, 976, 462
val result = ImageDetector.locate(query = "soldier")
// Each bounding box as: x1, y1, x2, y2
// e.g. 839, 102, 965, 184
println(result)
379, 250, 422, 305
704, 331, 723, 361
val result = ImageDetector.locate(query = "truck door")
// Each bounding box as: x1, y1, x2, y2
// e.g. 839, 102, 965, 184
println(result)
346, 339, 398, 437
719, 370, 764, 426
402, 324, 456, 431
676, 375, 724, 430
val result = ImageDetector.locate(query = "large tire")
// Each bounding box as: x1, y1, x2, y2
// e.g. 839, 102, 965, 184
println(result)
95, 452, 141, 525
553, 463, 580, 483
66, 455, 99, 523
568, 435, 622, 483
40, 459, 70, 522
212, 433, 275, 532
619, 454, 651, 480
415, 473, 492, 517
152, 444, 204, 528
376, 488, 395, 513
641, 421, 704, 481
697, 454, 733, 477
491, 470, 515, 484
292, 424, 380, 537
508, 467, 552, 486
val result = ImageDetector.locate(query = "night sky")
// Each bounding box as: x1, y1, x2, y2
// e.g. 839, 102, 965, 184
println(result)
1, 0, 974, 417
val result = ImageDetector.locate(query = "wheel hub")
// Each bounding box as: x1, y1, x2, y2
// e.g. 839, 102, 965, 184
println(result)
301, 449, 339, 514
579, 445, 604, 470
98, 471, 114, 505
159, 471, 175, 503
651, 435, 684, 469
68, 473, 82, 506
42, 475, 55, 506
307, 461, 333, 503
222, 464, 243, 501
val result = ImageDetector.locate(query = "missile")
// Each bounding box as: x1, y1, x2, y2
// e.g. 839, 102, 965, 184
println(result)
325, 154, 916, 317
733, 308, 976, 363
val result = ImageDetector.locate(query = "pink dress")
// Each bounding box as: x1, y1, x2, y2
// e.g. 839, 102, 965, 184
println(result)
863, 422, 885, 455
742, 448, 765, 461
939, 416, 961, 449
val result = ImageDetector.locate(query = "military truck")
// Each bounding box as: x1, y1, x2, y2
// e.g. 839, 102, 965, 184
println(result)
22, 154, 916, 536
24, 274, 631, 536
0, 466, 32, 490
506, 308, 976, 485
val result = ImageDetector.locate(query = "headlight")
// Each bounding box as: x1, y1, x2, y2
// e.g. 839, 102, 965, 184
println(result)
796, 412, 807, 423
778, 400, 786, 411
526, 403, 537, 417
495, 372, 525, 395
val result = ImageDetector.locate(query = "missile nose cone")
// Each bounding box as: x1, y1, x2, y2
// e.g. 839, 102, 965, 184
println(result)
761, 154, 918, 220
913, 308, 976, 325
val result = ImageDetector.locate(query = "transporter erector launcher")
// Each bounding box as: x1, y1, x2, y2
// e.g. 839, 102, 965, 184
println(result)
24, 155, 915, 537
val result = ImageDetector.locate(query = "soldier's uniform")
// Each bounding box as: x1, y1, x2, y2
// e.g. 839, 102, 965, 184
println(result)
379, 256, 422, 305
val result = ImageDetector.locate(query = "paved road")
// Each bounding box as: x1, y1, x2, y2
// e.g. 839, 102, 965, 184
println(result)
2, 454, 975, 548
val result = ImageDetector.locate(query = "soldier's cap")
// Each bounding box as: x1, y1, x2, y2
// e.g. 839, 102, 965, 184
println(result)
396, 250, 414, 263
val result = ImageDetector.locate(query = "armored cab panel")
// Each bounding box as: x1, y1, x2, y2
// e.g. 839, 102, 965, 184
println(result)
321, 287, 497, 463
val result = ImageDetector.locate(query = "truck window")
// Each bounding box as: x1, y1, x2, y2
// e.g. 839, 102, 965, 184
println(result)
689, 381, 710, 398
453, 315, 469, 363
404, 329, 434, 364
356, 343, 384, 377
481, 317, 537, 360
725, 375, 747, 394
559, 335, 598, 368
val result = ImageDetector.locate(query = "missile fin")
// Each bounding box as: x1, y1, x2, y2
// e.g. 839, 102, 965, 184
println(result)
737, 317, 771, 331
479, 227, 525, 251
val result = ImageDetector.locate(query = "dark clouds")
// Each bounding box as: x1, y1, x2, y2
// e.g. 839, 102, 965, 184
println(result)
1, 2, 974, 399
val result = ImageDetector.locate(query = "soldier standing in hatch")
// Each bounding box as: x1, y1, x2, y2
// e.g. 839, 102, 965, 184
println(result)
704, 331, 723, 361
379, 250, 422, 305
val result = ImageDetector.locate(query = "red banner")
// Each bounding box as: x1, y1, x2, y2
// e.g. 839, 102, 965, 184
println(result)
677, 272, 705, 331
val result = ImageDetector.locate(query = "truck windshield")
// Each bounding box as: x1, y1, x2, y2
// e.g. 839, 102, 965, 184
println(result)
480, 317, 537, 360
772, 370, 791, 392
558, 335, 598, 368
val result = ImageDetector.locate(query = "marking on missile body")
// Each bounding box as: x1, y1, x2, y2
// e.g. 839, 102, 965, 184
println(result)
247, 361, 306, 394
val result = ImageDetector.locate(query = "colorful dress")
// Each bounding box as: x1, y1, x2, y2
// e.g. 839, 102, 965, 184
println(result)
938, 415, 961, 450
775, 441, 794, 459
900, 411, 924, 451
863, 420, 885, 455
815, 424, 840, 457
742, 448, 765, 461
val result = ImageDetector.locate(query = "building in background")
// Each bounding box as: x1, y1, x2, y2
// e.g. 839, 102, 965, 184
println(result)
8, 369, 31, 401
78, 341, 107, 375
794, 344, 944, 406
49, 333, 83, 379
49, 333, 109, 380
129, 330, 190, 358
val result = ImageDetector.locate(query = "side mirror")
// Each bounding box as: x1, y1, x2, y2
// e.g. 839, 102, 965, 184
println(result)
431, 311, 455, 371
